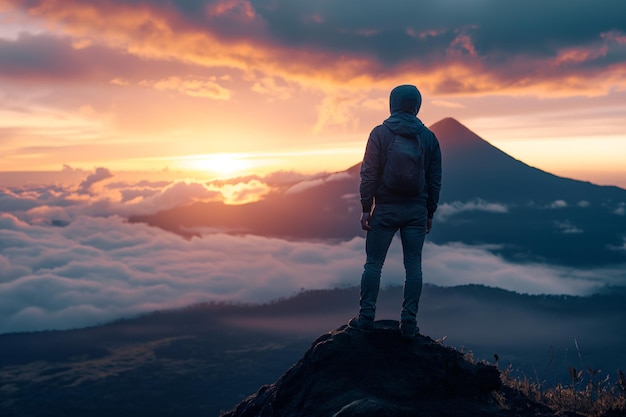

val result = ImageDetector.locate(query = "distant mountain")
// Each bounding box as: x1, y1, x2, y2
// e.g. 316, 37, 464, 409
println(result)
130, 118, 626, 267
432, 117, 626, 203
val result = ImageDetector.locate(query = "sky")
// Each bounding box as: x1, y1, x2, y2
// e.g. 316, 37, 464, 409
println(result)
1, 0, 626, 187
2, 170, 625, 333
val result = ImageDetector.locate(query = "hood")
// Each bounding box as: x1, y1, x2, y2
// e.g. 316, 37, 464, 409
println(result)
384, 84, 424, 137
389, 84, 422, 115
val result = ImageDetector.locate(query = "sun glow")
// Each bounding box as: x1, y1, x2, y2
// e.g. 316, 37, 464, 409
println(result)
171, 153, 253, 178
168, 145, 364, 180
180, 153, 254, 178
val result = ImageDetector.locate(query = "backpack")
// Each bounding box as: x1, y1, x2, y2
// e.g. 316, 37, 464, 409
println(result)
382, 132, 425, 196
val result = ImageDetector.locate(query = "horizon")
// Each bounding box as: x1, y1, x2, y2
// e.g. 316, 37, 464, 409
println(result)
1, 2, 626, 187
2, 116, 626, 190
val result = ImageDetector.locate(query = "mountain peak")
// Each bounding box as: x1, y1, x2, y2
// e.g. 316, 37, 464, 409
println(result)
221, 320, 559, 417
431, 116, 465, 129
429, 117, 492, 151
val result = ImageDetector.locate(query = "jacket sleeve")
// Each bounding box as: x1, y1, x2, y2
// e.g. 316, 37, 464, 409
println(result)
426, 133, 442, 219
359, 127, 382, 213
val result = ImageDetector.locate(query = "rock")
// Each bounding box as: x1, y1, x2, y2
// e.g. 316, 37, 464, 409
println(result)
221, 320, 559, 417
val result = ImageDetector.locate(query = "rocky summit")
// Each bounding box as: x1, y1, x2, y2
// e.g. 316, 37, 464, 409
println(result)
221, 320, 562, 417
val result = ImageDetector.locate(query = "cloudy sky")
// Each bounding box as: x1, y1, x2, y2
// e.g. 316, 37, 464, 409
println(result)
1, 0, 626, 187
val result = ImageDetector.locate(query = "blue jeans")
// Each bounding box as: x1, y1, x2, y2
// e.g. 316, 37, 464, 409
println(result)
359, 203, 428, 326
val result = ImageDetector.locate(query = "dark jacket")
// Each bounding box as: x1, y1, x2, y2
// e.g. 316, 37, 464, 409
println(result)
359, 103, 442, 219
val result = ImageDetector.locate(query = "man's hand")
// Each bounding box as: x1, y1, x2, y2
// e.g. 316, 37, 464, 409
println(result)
360, 212, 372, 231
426, 218, 433, 234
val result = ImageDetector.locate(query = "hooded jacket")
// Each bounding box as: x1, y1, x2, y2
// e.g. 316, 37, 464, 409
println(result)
360, 85, 442, 218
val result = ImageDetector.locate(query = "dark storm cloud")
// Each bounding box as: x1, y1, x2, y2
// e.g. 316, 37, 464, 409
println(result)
261, 1, 626, 58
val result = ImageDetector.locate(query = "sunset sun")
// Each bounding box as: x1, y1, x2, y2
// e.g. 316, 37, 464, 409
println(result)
181, 153, 253, 178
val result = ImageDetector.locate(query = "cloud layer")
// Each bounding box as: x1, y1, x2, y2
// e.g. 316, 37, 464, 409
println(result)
1, 169, 624, 334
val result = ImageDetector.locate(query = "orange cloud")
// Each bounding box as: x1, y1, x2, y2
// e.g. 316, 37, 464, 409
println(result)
554, 45, 608, 65
7, 0, 624, 104
249, 76, 292, 101
206, 0, 255, 20
447, 33, 478, 58
140, 76, 232, 100
313, 94, 364, 133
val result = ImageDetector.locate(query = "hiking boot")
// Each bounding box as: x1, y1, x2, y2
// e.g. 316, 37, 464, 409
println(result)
348, 316, 374, 331
399, 322, 419, 340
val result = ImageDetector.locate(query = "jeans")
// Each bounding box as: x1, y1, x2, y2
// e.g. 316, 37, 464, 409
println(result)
359, 203, 428, 326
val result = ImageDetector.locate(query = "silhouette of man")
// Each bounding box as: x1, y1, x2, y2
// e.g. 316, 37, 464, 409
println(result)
349, 84, 442, 339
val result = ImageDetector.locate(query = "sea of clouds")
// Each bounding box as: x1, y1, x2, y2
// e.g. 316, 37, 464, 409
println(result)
1, 168, 624, 334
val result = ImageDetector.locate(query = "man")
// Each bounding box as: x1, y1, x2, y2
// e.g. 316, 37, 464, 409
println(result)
349, 84, 442, 340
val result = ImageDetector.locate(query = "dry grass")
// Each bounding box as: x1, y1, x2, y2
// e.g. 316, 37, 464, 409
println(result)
459, 340, 626, 416
500, 365, 626, 416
